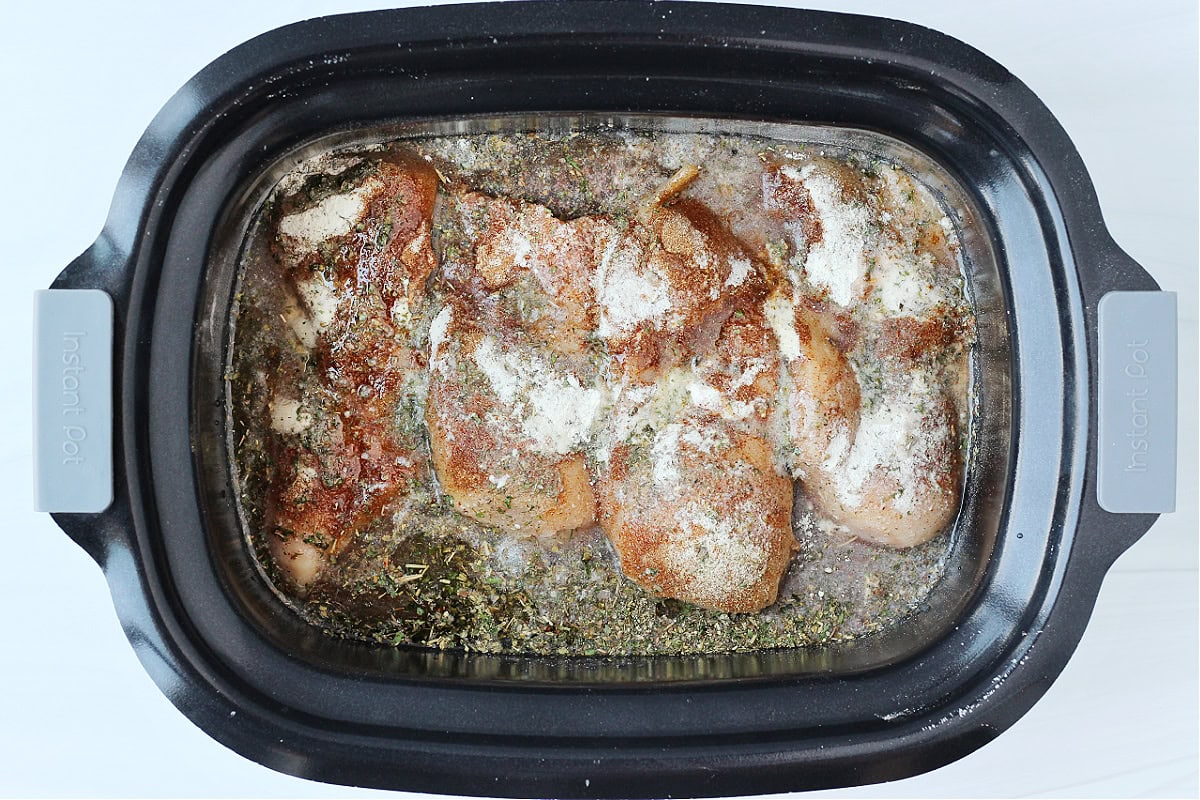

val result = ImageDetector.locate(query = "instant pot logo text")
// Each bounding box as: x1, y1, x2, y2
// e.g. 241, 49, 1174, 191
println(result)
1123, 339, 1152, 473
60, 331, 88, 465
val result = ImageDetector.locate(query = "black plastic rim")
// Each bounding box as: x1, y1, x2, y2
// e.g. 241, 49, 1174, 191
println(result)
48, 3, 1161, 796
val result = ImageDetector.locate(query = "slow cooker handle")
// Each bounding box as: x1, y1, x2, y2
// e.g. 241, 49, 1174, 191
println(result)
1077, 241, 1178, 564
33, 287, 112, 514
34, 241, 134, 568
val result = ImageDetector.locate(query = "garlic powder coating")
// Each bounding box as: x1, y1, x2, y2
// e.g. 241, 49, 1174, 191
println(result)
593, 236, 670, 338
781, 164, 872, 307
470, 335, 609, 457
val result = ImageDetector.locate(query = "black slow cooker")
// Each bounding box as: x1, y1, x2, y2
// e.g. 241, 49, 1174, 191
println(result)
33, 3, 1178, 796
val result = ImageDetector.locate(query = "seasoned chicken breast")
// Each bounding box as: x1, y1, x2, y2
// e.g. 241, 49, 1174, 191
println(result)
438, 190, 617, 354
594, 198, 763, 382
804, 374, 962, 549
595, 211, 794, 614
764, 290, 862, 477
759, 154, 969, 549
263, 154, 440, 589
425, 298, 603, 537
426, 193, 616, 537
763, 275, 962, 548
600, 408, 794, 613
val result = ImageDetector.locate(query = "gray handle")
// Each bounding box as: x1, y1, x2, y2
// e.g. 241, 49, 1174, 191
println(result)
1097, 291, 1178, 514
33, 289, 114, 513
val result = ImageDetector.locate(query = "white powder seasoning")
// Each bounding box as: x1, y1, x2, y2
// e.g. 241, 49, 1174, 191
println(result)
277, 178, 381, 254
471, 337, 524, 405
662, 500, 768, 599
680, 425, 726, 455
650, 423, 683, 492
495, 225, 535, 271
525, 376, 609, 456
685, 374, 758, 423
731, 358, 765, 390
391, 296, 413, 329
594, 383, 655, 464
471, 336, 610, 456
427, 305, 453, 373
868, 249, 942, 317
781, 164, 871, 307
763, 292, 801, 361
828, 373, 945, 510
724, 256, 753, 288
593, 235, 669, 338
685, 378, 724, 412
296, 276, 340, 333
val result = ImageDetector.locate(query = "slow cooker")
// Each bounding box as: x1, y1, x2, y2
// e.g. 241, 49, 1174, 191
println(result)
32, 3, 1179, 796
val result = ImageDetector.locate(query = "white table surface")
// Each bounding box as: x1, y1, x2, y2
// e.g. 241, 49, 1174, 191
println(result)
2, 1, 1196, 797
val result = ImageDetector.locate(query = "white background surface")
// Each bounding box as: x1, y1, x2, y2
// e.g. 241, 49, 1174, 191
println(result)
2, 1, 1196, 797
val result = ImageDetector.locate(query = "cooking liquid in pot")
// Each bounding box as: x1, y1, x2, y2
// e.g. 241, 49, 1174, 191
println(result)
229, 130, 975, 654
